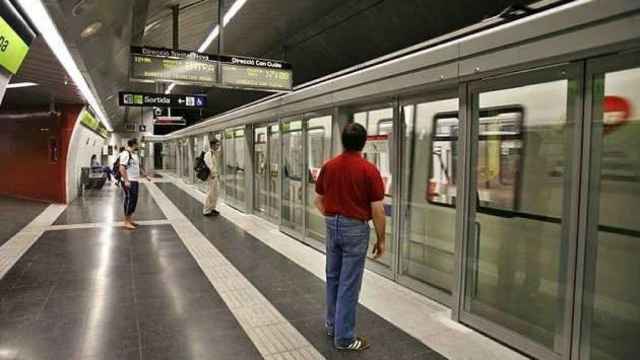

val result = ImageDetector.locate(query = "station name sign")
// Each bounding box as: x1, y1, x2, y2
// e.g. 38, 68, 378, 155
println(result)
118, 91, 207, 109
130, 46, 293, 91
0, 0, 36, 74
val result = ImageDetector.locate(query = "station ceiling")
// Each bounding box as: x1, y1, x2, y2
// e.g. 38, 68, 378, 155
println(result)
2, 0, 540, 131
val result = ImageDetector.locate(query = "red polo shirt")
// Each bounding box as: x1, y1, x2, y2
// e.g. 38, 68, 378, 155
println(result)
315, 151, 385, 221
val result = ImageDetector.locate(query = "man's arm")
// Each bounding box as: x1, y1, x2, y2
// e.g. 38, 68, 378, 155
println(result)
314, 194, 325, 215
371, 201, 386, 259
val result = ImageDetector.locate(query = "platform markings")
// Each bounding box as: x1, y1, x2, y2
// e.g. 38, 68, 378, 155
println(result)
145, 181, 325, 360
0, 204, 67, 279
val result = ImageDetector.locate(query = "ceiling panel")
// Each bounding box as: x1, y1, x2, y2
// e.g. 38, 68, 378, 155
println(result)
1, 37, 82, 110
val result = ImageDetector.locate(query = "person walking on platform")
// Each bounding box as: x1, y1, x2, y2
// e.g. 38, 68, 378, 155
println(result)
203, 139, 221, 216
314, 122, 386, 352
119, 138, 150, 230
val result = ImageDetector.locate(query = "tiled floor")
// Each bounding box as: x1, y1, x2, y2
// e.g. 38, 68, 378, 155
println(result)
0, 225, 260, 360
0, 176, 533, 360
54, 185, 165, 225
0, 196, 48, 246
156, 182, 445, 360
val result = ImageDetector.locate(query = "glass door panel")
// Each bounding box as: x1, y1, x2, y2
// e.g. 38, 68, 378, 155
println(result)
582, 62, 640, 360
223, 129, 236, 203
254, 126, 268, 215
195, 135, 208, 193
268, 124, 280, 220
353, 107, 395, 270
305, 115, 332, 243
400, 97, 458, 298
464, 72, 577, 355
234, 128, 246, 210
281, 118, 304, 234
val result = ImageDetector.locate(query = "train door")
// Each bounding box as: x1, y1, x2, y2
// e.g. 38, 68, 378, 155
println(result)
254, 125, 268, 216
211, 131, 224, 200
181, 139, 191, 182
224, 127, 246, 211
577, 53, 640, 360
194, 135, 208, 193
304, 112, 333, 246
267, 123, 280, 221
346, 104, 396, 278
223, 129, 236, 206
460, 64, 581, 360
281, 117, 304, 237
399, 90, 459, 305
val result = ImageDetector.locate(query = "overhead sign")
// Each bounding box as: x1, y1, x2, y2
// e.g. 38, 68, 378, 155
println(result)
154, 116, 186, 126
118, 91, 207, 108
129, 46, 293, 92
219, 55, 293, 91
79, 107, 109, 138
0, 0, 36, 74
130, 46, 217, 86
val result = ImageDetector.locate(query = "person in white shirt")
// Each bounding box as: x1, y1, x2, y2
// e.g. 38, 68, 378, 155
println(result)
119, 138, 150, 229
203, 139, 221, 216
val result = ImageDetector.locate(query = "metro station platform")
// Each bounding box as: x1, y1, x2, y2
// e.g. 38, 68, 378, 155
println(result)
0, 176, 527, 360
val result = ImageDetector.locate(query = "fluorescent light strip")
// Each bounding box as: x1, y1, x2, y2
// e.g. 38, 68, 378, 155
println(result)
167, 0, 247, 94
15, 0, 113, 131
7, 82, 38, 89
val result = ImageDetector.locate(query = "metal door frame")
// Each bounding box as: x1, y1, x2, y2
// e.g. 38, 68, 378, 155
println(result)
279, 115, 305, 240
572, 50, 640, 360
302, 109, 336, 252
338, 100, 398, 280
397, 87, 460, 307
252, 122, 272, 220
457, 63, 584, 360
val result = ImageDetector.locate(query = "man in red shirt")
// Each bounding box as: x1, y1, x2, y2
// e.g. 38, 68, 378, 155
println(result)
314, 122, 386, 352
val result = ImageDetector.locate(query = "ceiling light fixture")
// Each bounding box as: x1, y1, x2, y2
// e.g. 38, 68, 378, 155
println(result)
167, 0, 247, 94
80, 21, 103, 39
7, 82, 38, 89
15, 0, 113, 131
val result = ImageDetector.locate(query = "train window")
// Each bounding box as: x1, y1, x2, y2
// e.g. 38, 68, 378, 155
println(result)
428, 106, 523, 211
307, 127, 326, 182
282, 120, 303, 181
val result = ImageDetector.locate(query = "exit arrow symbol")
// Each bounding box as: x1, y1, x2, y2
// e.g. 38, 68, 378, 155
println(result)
178, 98, 185, 104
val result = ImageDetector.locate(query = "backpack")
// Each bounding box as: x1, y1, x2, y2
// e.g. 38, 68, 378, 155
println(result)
195, 151, 210, 181
112, 150, 132, 182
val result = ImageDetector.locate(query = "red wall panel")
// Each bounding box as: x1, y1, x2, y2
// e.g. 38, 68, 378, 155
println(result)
0, 105, 81, 203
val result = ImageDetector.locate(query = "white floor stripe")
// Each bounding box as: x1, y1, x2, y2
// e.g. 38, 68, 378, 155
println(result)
45, 219, 172, 231
159, 171, 529, 360
0, 204, 67, 279
144, 181, 325, 360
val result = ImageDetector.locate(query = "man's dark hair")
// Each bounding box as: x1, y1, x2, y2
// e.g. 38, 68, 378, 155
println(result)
341, 122, 367, 152
127, 138, 138, 147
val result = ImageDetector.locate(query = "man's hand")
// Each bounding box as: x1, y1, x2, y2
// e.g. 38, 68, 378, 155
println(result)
372, 240, 385, 259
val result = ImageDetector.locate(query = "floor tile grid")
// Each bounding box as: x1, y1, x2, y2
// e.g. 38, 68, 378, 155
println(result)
0, 204, 67, 280
159, 172, 530, 360
145, 181, 325, 360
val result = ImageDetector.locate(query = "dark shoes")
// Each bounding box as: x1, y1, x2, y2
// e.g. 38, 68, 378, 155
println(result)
203, 209, 220, 216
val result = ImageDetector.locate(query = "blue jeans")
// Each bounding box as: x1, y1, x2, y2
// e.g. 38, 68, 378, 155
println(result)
325, 215, 370, 347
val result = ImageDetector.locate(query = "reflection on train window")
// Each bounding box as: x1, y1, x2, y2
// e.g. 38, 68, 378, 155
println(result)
429, 106, 523, 211
307, 127, 326, 182
282, 120, 303, 180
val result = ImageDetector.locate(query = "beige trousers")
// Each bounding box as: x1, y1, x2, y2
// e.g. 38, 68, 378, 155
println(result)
204, 176, 219, 213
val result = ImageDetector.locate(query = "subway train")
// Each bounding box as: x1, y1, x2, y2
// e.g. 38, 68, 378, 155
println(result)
148, 3, 640, 360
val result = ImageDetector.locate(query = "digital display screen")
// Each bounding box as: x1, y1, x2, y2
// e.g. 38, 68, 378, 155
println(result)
131, 54, 217, 85
129, 46, 293, 91
221, 64, 293, 91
